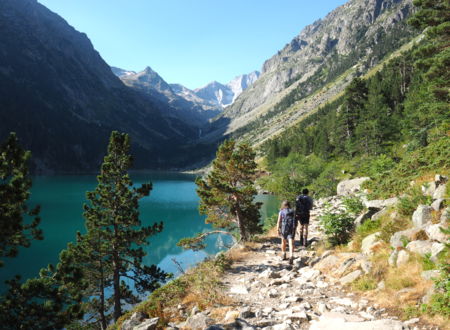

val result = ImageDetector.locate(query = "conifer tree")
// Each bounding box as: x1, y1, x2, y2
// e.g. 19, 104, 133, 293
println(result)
180, 140, 262, 250
81, 131, 167, 322
335, 78, 368, 157
0, 132, 42, 267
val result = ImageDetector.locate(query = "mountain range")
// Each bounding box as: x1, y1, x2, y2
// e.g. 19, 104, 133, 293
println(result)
0, 0, 417, 172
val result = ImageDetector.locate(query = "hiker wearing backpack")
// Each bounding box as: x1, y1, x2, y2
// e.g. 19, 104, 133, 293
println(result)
277, 200, 297, 265
295, 188, 313, 247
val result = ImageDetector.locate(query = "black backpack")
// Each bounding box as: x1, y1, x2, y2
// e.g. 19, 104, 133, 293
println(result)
295, 195, 311, 214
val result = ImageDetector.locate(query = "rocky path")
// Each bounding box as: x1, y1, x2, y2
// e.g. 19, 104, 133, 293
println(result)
197, 216, 439, 330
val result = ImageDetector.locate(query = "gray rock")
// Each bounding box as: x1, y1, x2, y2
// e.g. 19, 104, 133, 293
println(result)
371, 207, 388, 221
433, 183, 447, 200
435, 174, 448, 184
337, 177, 370, 196
421, 285, 435, 304
230, 285, 249, 294
364, 197, 398, 210
425, 223, 448, 242
406, 240, 433, 255
377, 281, 385, 290
310, 318, 404, 330
299, 267, 321, 280
422, 181, 437, 196
335, 257, 356, 276
403, 317, 420, 326
121, 311, 149, 330
272, 322, 294, 330
431, 198, 445, 211
388, 250, 398, 266
396, 250, 409, 267
133, 317, 159, 330
339, 270, 362, 285
441, 207, 450, 223
191, 305, 200, 315
412, 205, 433, 228
361, 232, 381, 255
361, 260, 372, 274
185, 313, 213, 330
390, 228, 420, 248
421, 270, 441, 281
354, 209, 378, 227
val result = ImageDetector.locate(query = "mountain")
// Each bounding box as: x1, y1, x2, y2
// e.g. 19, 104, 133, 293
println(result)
113, 67, 222, 126
0, 0, 202, 172
193, 71, 260, 107
202, 0, 416, 145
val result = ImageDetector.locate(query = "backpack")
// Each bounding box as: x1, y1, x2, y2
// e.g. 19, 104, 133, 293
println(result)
295, 195, 311, 214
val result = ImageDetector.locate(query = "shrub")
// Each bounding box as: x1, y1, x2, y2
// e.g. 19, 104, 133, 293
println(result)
263, 214, 278, 233
319, 209, 355, 246
352, 276, 377, 291
343, 196, 365, 215
397, 187, 432, 217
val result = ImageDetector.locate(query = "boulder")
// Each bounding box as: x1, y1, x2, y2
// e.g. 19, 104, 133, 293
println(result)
425, 223, 448, 242
388, 250, 398, 266
421, 270, 441, 281
396, 250, 410, 267
433, 183, 447, 200
354, 209, 378, 227
441, 207, 449, 223
121, 311, 149, 330
230, 285, 249, 295
406, 240, 433, 255
406, 241, 444, 260
339, 270, 362, 285
337, 177, 370, 196
390, 228, 420, 248
412, 205, 433, 228
421, 182, 437, 196
361, 232, 381, 255
431, 198, 445, 211
185, 312, 213, 330
364, 197, 398, 210
371, 207, 389, 221
133, 317, 159, 330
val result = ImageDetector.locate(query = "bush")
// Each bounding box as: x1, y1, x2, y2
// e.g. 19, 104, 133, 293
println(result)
263, 214, 278, 233
343, 196, 364, 215
397, 187, 433, 217
319, 209, 355, 246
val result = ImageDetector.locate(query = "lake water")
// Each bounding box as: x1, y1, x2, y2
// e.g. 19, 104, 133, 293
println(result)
0, 172, 279, 292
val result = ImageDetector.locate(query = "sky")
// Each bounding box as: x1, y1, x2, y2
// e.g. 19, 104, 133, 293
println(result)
38, 0, 347, 89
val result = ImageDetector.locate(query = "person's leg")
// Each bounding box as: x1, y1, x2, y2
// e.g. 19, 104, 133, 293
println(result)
288, 238, 294, 259
299, 225, 304, 246
304, 224, 309, 247
281, 238, 287, 259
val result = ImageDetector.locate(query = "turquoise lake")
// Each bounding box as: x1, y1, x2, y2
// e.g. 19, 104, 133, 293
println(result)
0, 172, 279, 292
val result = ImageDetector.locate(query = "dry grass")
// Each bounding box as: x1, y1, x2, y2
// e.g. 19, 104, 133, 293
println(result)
412, 229, 429, 241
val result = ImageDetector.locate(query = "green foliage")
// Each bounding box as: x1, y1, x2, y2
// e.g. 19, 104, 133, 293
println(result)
0, 133, 42, 267
319, 207, 355, 246
422, 253, 436, 271
356, 218, 381, 237
343, 196, 364, 216
183, 140, 262, 247
70, 131, 168, 325
352, 275, 377, 291
397, 187, 433, 217
263, 214, 278, 233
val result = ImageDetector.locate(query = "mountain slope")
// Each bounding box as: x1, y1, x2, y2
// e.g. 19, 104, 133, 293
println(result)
0, 0, 200, 172
114, 67, 222, 126
202, 0, 416, 145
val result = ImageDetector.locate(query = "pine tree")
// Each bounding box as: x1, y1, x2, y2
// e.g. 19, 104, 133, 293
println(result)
80, 131, 167, 322
404, 0, 450, 146
180, 140, 262, 250
0, 133, 43, 267
335, 78, 368, 157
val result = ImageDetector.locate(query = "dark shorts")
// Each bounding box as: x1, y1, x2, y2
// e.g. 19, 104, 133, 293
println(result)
296, 213, 310, 225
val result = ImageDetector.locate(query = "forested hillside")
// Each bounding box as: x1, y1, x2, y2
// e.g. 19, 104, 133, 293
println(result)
260, 0, 449, 200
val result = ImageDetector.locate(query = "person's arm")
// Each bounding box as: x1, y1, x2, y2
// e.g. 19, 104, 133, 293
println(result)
276, 212, 282, 235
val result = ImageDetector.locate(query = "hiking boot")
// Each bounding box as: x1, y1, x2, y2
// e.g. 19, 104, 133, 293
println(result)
281, 253, 287, 260
289, 257, 293, 265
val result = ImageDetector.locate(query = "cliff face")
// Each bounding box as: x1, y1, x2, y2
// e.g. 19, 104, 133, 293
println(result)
205, 0, 415, 143
0, 0, 199, 172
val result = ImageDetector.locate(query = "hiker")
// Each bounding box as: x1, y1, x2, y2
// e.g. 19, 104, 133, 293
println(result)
295, 188, 313, 247
277, 200, 297, 264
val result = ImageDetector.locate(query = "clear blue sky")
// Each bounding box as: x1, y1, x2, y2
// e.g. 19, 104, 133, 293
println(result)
38, 0, 347, 89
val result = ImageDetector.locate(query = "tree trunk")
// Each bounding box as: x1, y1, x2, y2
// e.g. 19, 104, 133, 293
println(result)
99, 259, 107, 330
236, 207, 247, 241
113, 251, 121, 321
